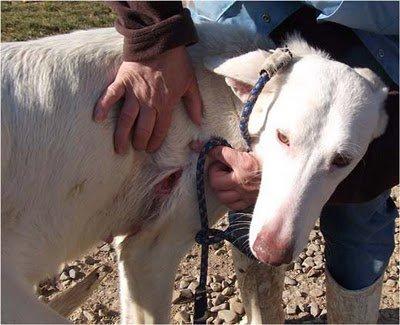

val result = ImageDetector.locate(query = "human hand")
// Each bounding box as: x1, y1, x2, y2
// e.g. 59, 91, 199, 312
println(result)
208, 146, 261, 210
94, 46, 202, 154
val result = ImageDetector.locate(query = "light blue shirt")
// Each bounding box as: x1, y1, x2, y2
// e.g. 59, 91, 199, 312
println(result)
189, 1, 399, 84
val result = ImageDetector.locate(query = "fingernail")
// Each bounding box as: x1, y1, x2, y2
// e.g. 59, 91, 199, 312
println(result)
116, 143, 128, 155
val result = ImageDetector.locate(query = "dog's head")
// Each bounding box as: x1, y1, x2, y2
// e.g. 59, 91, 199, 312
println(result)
206, 35, 388, 265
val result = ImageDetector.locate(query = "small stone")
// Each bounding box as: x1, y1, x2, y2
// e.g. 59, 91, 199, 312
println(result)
222, 286, 234, 296
306, 249, 314, 257
172, 290, 181, 304
298, 311, 309, 318
179, 280, 190, 289
310, 302, 320, 317
63, 280, 72, 287
286, 304, 298, 315
218, 310, 238, 324
98, 309, 106, 317
210, 283, 222, 292
221, 280, 230, 289
314, 262, 324, 270
180, 289, 193, 300
83, 310, 95, 322
68, 268, 77, 279
183, 275, 196, 282
286, 262, 295, 271
310, 288, 324, 298
175, 310, 190, 323
206, 316, 214, 324
307, 268, 320, 277
60, 272, 69, 281
38, 295, 48, 303
212, 275, 224, 283
310, 230, 319, 240
282, 290, 291, 300
303, 257, 315, 267
100, 244, 111, 252
215, 248, 226, 256
94, 303, 104, 312
284, 276, 298, 286
212, 242, 224, 250
386, 279, 396, 287
239, 315, 248, 325
84, 256, 96, 265
188, 281, 199, 293
213, 293, 226, 306
107, 310, 119, 318
100, 265, 112, 273
298, 303, 309, 312
229, 299, 244, 315
299, 252, 306, 259
210, 303, 228, 312
294, 262, 302, 271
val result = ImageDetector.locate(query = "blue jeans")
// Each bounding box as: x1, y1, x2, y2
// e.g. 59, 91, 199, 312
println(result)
320, 191, 397, 290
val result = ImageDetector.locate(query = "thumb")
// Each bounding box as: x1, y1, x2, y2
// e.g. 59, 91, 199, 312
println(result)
182, 78, 203, 126
208, 146, 240, 169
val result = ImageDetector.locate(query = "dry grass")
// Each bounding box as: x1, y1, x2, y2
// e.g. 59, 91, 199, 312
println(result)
1, 1, 115, 42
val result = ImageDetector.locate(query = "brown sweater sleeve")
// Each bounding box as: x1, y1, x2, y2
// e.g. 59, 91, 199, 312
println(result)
108, 1, 198, 61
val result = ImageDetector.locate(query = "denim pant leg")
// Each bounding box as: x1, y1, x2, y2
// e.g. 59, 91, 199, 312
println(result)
320, 191, 397, 290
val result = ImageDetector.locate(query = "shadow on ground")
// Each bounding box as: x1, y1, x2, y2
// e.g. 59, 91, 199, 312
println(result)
285, 308, 399, 324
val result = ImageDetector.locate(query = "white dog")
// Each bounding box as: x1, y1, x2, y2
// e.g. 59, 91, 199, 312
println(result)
1, 22, 388, 323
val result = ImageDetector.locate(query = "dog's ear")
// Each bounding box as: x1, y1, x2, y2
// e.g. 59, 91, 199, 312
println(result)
354, 67, 389, 139
204, 50, 270, 102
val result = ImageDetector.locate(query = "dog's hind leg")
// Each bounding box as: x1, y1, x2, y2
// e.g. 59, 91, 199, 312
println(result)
230, 245, 285, 324
116, 222, 193, 324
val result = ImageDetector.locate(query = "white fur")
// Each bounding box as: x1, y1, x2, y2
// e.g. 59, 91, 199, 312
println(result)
210, 34, 388, 262
1, 24, 388, 323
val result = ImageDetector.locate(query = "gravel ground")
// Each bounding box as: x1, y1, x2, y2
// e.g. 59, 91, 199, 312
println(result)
37, 188, 399, 324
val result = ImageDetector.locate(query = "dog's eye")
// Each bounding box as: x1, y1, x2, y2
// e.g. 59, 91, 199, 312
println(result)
331, 153, 352, 168
277, 130, 289, 146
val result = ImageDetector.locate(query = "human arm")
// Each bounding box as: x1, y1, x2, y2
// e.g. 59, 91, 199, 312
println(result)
94, 2, 202, 153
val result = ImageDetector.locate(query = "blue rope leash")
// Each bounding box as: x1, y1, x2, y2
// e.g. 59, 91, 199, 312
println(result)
193, 71, 270, 323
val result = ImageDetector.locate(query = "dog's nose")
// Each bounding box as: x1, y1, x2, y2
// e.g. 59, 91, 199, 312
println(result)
252, 227, 294, 266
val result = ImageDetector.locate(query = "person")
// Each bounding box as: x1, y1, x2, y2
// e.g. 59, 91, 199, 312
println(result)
94, 1, 399, 323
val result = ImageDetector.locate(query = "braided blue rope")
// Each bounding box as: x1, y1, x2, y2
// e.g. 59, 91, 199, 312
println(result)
193, 72, 270, 323
240, 71, 270, 149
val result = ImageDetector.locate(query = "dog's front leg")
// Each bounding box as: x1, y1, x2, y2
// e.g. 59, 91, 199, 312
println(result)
116, 223, 193, 324
230, 245, 286, 324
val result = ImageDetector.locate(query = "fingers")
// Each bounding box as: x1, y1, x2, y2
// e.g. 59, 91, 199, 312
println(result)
182, 78, 203, 126
228, 200, 250, 211
114, 93, 140, 154
94, 80, 125, 122
208, 146, 239, 168
208, 161, 237, 191
216, 190, 241, 203
132, 106, 157, 151
146, 106, 173, 152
